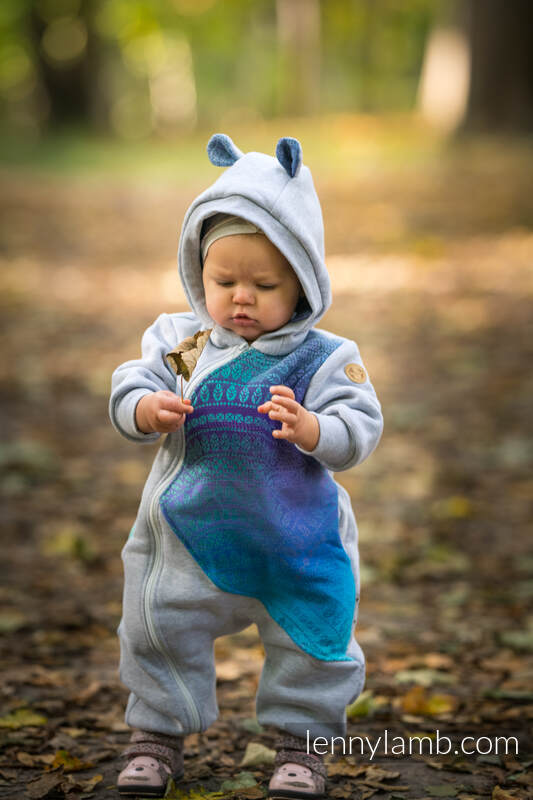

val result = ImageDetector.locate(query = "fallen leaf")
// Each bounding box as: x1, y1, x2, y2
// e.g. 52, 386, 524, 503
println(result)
483, 689, 533, 701
401, 685, 458, 716
28, 667, 70, 687
0, 608, 29, 632
492, 787, 520, 800
235, 788, 265, 799
424, 693, 458, 715
430, 495, 474, 519
0, 707, 47, 728
41, 525, 97, 563
359, 788, 378, 800
424, 653, 454, 670
508, 770, 533, 787
73, 680, 105, 705
346, 689, 383, 718
480, 653, 526, 673
17, 751, 38, 766
216, 661, 244, 681
499, 629, 533, 652
26, 772, 64, 799
60, 726, 87, 738
240, 742, 276, 767
62, 772, 103, 793
220, 771, 258, 791
330, 782, 355, 798
365, 765, 402, 782
0, 768, 18, 780
327, 760, 368, 777
49, 749, 95, 772
164, 784, 225, 800
394, 668, 455, 686
238, 718, 265, 735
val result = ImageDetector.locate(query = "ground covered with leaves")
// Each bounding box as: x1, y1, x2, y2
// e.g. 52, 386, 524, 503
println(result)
0, 128, 532, 800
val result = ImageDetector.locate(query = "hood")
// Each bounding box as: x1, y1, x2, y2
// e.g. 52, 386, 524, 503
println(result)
178, 133, 331, 356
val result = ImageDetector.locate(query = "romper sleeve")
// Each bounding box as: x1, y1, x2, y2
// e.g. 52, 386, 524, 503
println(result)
296, 337, 384, 471
108, 312, 198, 444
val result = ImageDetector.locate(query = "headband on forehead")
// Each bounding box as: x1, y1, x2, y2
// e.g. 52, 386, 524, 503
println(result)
201, 215, 265, 264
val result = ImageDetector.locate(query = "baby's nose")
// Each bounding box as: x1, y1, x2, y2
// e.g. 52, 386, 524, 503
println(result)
232, 285, 254, 304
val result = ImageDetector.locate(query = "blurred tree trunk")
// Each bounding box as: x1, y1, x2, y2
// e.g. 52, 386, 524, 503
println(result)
461, 0, 533, 132
275, 0, 321, 116
30, 0, 105, 130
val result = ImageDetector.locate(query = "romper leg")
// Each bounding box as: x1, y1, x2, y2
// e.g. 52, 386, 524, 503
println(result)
253, 602, 365, 742
119, 516, 251, 737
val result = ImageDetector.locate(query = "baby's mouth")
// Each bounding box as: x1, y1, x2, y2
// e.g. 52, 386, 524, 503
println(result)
232, 313, 255, 322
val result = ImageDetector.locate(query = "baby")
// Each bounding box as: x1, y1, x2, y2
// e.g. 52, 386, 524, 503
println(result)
109, 134, 383, 798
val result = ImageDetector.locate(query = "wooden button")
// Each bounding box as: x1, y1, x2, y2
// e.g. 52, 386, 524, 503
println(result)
344, 363, 366, 383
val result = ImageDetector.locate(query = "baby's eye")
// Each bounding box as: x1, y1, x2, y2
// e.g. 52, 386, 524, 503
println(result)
257, 284, 277, 290
216, 280, 234, 287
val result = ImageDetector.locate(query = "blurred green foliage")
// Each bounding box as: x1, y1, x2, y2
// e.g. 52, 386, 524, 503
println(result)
0, 0, 443, 139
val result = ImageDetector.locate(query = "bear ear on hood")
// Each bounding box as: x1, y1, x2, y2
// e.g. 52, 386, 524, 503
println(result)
207, 133, 244, 167
276, 137, 302, 178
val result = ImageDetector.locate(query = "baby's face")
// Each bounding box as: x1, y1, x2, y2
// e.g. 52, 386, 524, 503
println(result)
202, 234, 302, 343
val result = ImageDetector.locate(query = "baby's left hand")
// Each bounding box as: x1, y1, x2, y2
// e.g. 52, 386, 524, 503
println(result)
258, 385, 319, 451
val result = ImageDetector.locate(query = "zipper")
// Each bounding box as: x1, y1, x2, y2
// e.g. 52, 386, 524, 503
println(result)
142, 342, 249, 731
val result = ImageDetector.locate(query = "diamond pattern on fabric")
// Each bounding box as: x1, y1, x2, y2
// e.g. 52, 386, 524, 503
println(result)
160, 331, 355, 661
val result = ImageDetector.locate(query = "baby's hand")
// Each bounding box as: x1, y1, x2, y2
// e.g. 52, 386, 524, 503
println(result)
257, 385, 319, 451
136, 390, 193, 434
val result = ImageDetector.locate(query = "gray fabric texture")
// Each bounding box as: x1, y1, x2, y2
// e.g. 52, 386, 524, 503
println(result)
119, 530, 365, 739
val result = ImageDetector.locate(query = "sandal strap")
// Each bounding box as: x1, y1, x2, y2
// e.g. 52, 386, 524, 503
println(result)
123, 730, 184, 774
274, 736, 327, 779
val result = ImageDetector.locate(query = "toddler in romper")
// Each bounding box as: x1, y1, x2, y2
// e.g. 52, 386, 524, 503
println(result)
109, 134, 383, 797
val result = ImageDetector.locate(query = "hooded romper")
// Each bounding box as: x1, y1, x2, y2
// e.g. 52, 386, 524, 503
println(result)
109, 135, 383, 740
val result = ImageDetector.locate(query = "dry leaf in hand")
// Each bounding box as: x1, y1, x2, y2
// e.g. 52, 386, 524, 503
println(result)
166, 328, 212, 399
166, 329, 212, 380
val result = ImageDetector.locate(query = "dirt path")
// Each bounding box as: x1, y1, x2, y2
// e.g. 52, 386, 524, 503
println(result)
0, 153, 532, 799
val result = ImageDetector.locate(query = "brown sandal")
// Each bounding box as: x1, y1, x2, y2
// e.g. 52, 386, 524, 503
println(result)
268, 735, 326, 799
117, 730, 184, 797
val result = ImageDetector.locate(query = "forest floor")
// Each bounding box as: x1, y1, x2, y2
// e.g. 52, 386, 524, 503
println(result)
0, 127, 532, 799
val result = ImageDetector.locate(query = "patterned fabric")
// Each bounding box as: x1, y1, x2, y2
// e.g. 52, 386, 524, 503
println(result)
160, 330, 356, 661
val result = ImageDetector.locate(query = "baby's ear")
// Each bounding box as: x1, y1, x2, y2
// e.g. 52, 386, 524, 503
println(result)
276, 137, 303, 178
207, 134, 243, 167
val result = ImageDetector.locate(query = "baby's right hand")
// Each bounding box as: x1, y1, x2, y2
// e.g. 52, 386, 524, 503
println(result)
135, 390, 194, 434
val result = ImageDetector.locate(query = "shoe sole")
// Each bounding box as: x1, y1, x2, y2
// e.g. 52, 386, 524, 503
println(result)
117, 770, 184, 796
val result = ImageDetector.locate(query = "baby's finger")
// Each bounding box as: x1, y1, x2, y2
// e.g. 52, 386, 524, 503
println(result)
270, 394, 299, 413
158, 409, 183, 425
269, 385, 295, 400
272, 426, 294, 441
162, 396, 194, 414
269, 406, 297, 426
257, 400, 273, 413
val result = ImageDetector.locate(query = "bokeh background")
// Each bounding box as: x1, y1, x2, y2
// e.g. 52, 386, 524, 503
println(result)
1, 2, 532, 798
